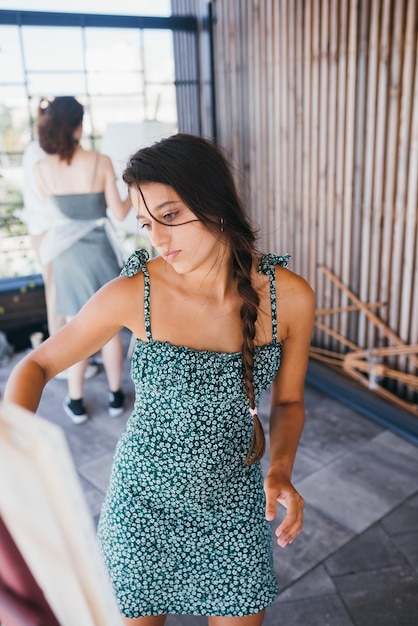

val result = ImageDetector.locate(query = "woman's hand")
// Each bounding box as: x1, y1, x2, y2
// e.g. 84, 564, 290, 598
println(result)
264, 470, 304, 548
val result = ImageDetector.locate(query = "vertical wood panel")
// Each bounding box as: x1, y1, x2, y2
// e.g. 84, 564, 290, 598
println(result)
326, 0, 339, 350
391, 0, 416, 337
368, 0, 391, 348
278, 0, 289, 256
381, 1, 404, 328
318, 0, 329, 292
358, 0, 380, 348
400, 0, 418, 388
293, 0, 304, 277
340, 0, 358, 340
301, 0, 313, 284
286, 1, 296, 265
310, 0, 321, 343
272, 0, 283, 256
333, 0, 348, 344
246, 0, 257, 221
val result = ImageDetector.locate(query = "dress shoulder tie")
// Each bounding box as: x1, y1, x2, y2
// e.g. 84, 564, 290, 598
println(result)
120, 249, 150, 277
120, 249, 152, 341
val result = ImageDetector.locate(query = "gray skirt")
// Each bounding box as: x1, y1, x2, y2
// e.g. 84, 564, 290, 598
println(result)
53, 226, 121, 316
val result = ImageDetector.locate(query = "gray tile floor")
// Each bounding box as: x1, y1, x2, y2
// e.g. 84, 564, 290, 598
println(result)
1, 328, 417, 626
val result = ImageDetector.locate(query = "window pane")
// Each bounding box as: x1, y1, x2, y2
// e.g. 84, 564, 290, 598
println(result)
22, 26, 84, 71
144, 84, 177, 123
0, 86, 31, 153
143, 30, 174, 83
0, 26, 24, 82
88, 71, 142, 96
88, 94, 146, 137
26, 73, 87, 98
85, 28, 142, 73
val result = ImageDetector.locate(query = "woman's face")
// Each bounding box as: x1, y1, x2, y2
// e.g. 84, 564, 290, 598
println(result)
130, 182, 225, 274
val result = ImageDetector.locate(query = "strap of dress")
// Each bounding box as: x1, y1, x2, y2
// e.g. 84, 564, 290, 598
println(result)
257, 253, 290, 343
120, 249, 152, 341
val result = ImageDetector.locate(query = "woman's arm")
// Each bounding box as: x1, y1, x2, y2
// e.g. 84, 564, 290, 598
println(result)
264, 269, 315, 547
102, 155, 132, 220
4, 274, 141, 413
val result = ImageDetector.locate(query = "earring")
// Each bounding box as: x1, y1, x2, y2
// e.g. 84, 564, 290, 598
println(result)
220, 217, 225, 232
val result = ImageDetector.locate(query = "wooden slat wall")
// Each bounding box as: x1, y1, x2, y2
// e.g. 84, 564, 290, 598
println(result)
171, 0, 202, 135
171, 0, 215, 137
211, 0, 418, 385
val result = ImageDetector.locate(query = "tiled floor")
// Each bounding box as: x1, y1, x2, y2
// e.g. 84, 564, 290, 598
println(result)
1, 329, 418, 626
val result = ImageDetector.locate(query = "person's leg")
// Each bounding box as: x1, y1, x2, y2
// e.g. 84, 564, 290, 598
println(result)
30, 233, 66, 336
101, 332, 124, 392
43, 262, 66, 335
208, 612, 265, 626
60, 314, 89, 423
66, 358, 88, 399
123, 615, 167, 626
63, 355, 89, 423
101, 332, 125, 416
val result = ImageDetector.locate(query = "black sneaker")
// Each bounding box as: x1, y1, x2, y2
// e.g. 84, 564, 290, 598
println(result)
108, 390, 125, 417
63, 397, 88, 424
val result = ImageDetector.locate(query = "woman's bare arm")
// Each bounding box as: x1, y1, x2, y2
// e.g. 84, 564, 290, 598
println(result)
4, 274, 143, 413
263, 269, 315, 547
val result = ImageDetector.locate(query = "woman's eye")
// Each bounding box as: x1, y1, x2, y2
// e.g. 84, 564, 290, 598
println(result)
139, 222, 151, 230
163, 211, 177, 222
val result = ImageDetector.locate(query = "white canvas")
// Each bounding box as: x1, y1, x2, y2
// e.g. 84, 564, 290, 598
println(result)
0, 400, 123, 626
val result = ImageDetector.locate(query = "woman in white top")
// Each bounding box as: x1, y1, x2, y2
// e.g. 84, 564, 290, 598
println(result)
33, 96, 132, 423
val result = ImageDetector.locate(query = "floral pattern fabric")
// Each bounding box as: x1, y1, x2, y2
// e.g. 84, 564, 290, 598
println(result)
97, 250, 289, 618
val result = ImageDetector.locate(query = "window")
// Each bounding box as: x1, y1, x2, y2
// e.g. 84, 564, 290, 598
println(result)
0, 6, 201, 276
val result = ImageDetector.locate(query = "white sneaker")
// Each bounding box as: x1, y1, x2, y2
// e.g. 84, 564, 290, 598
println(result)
55, 364, 99, 381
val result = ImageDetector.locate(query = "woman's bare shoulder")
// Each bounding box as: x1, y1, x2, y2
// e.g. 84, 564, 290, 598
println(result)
92, 270, 147, 336
274, 266, 315, 334
94, 152, 114, 172
275, 263, 311, 287
91, 270, 144, 308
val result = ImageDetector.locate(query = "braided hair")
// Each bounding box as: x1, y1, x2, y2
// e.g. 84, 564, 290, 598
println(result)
123, 133, 265, 465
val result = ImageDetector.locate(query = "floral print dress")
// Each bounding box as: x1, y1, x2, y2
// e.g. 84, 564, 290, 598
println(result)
97, 250, 290, 618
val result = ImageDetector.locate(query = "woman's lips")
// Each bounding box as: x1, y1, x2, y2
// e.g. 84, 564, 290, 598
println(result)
162, 250, 180, 262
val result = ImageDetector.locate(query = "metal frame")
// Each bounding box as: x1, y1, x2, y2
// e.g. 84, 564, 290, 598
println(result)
0, 10, 197, 30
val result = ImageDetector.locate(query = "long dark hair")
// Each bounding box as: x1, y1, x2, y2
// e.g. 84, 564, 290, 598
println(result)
123, 133, 265, 465
37, 96, 84, 164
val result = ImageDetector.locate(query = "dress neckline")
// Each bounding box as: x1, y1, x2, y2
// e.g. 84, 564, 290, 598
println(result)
134, 336, 282, 358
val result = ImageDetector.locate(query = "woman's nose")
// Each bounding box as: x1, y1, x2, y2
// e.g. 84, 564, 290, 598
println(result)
149, 222, 170, 248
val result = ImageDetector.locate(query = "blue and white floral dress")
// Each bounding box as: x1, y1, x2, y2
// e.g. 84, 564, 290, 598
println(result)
97, 250, 289, 618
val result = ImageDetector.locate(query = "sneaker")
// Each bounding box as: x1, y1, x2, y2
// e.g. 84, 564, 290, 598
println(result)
55, 363, 99, 381
108, 390, 125, 417
63, 397, 88, 424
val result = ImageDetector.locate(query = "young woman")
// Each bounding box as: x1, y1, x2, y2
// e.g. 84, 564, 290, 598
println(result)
33, 96, 132, 423
5, 133, 315, 625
